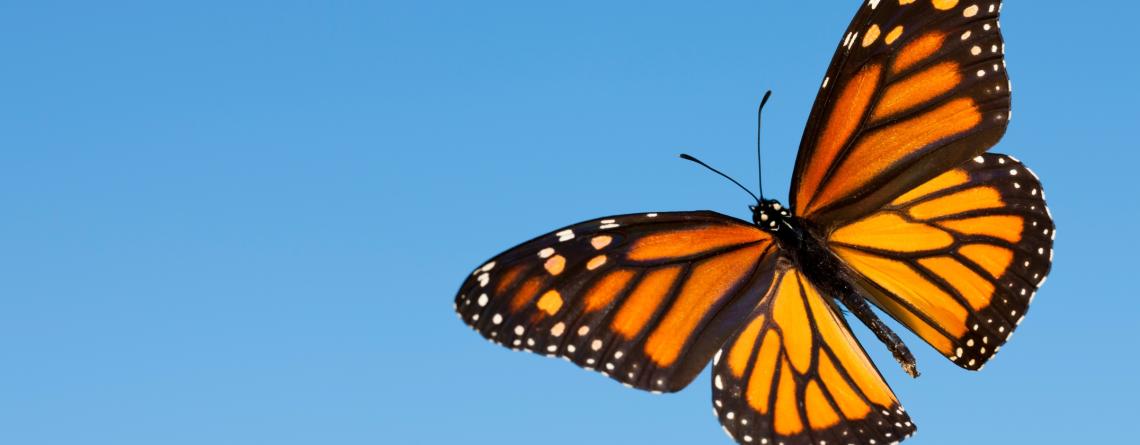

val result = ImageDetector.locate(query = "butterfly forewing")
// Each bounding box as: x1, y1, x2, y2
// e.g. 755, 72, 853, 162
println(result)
791, 0, 1011, 227
455, 211, 778, 392
713, 259, 916, 445
827, 153, 1054, 369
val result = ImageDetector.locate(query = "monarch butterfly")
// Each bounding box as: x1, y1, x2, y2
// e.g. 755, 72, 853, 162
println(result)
454, 0, 1053, 444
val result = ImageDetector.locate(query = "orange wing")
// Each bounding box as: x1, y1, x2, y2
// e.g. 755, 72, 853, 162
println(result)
791, 0, 1012, 227
713, 258, 916, 445
455, 211, 778, 392
828, 153, 1054, 370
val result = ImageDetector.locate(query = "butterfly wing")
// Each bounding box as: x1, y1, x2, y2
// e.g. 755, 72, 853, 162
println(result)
791, 0, 1011, 227
713, 258, 916, 445
455, 211, 779, 392
826, 153, 1054, 369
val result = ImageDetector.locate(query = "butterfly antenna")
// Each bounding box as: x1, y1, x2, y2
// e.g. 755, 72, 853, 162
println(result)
679, 153, 760, 203
757, 90, 772, 201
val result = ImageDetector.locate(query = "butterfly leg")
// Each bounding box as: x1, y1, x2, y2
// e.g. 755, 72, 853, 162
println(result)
837, 289, 920, 378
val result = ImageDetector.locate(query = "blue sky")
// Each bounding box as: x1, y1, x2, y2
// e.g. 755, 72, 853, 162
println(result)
2, 1, 1136, 444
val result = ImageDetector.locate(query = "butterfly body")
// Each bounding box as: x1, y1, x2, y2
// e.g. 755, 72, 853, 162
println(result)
456, 1, 1053, 444
752, 202, 846, 310
754, 199, 922, 378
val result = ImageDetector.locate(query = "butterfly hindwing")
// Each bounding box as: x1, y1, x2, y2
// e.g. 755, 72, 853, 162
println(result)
827, 153, 1054, 369
713, 259, 916, 445
455, 211, 778, 392
791, 0, 1011, 227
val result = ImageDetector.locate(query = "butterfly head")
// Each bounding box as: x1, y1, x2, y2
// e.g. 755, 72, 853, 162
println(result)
750, 199, 792, 232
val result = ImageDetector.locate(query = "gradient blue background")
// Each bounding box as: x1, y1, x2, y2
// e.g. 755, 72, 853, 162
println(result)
2, 1, 1135, 444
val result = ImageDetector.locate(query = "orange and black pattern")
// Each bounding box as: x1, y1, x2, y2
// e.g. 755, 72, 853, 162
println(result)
829, 153, 1053, 370
455, 212, 777, 392
713, 261, 915, 445
792, 0, 1012, 227
455, 1, 1050, 444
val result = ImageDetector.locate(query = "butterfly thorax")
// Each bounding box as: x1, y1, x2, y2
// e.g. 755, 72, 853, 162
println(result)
751, 199, 813, 261
752, 199, 853, 298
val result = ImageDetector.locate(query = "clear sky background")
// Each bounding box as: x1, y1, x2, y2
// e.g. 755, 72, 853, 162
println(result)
2, 1, 1136, 444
